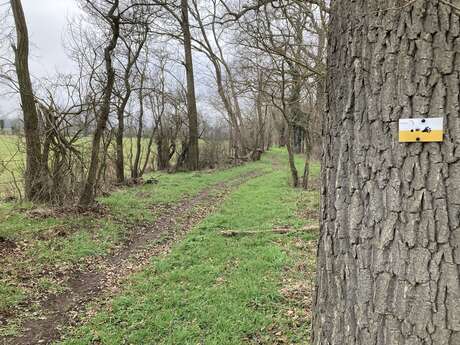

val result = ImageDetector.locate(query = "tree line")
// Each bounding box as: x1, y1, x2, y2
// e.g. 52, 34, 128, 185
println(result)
1, 0, 326, 206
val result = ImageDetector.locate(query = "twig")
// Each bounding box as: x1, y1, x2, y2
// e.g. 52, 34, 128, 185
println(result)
220, 225, 319, 237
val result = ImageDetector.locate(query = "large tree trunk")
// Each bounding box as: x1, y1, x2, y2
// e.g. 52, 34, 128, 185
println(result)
181, 0, 199, 171
10, 0, 49, 202
313, 1, 460, 344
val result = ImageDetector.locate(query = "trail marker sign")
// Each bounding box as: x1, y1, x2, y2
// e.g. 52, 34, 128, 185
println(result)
399, 117, 443, 142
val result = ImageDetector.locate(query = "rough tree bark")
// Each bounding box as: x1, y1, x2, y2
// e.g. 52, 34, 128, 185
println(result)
10, 0, 49, 202
181, 0, 199, 171
313, 1, 460, 344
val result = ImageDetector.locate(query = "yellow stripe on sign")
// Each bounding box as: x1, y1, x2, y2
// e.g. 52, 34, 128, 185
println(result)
399, 130, 443, 142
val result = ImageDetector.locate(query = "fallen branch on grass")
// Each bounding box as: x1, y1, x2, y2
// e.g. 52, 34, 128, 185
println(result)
220, 225, 319, 237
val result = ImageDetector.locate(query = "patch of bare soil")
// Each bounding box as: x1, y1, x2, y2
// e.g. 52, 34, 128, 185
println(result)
2, 171, 262, 345
0, 237, 17, 255
297, 207, 320, 223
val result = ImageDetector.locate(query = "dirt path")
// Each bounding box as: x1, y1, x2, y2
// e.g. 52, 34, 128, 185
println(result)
3, 170, 263, 345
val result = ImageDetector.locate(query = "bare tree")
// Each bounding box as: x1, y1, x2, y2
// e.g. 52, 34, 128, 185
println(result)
10, 0, 49, 202
190, 0, 247, 160
180, 0, 200, 170
142, 0, 201, 170
235, 0, 327, 188
114, 20, 149, 183
79, 0, 121, 207
130, 58, 147, 179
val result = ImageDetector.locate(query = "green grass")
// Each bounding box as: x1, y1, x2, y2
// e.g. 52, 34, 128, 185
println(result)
0, 203, 63, 240
0, 148, 320, 343
0, 281, 24, 314
36, 277, 68, 295
0, 135, 24, 189
104, 159, 272, 222
0, 152, 271, 240
0, 135, 22, 158
58, 151, 320, 345
27, 221, 124, 266
0, 154, 272, 321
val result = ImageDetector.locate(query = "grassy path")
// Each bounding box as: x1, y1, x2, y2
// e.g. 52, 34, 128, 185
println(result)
1, 159, 269, 340
1, 149, 320, 345
7, 172, 264, 345
58, 150, 320, 345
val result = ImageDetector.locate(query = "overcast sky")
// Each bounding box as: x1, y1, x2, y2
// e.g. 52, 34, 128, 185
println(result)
23, 0, 81, 77
0, 0, 217, 120
0, 0, 81, 117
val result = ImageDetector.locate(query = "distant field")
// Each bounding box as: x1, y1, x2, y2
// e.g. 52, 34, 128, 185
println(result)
0, 135, 24, 159
0, 135, 150, 196
0, 135, 265, 197
0, 135, 177, 197
0, 136, 25, 194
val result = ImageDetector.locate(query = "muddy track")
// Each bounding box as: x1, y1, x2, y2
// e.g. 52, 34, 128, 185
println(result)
3, 170, 263, 345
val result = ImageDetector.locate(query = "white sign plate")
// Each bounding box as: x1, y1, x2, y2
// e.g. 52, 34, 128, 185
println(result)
399, 117, 443, 142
